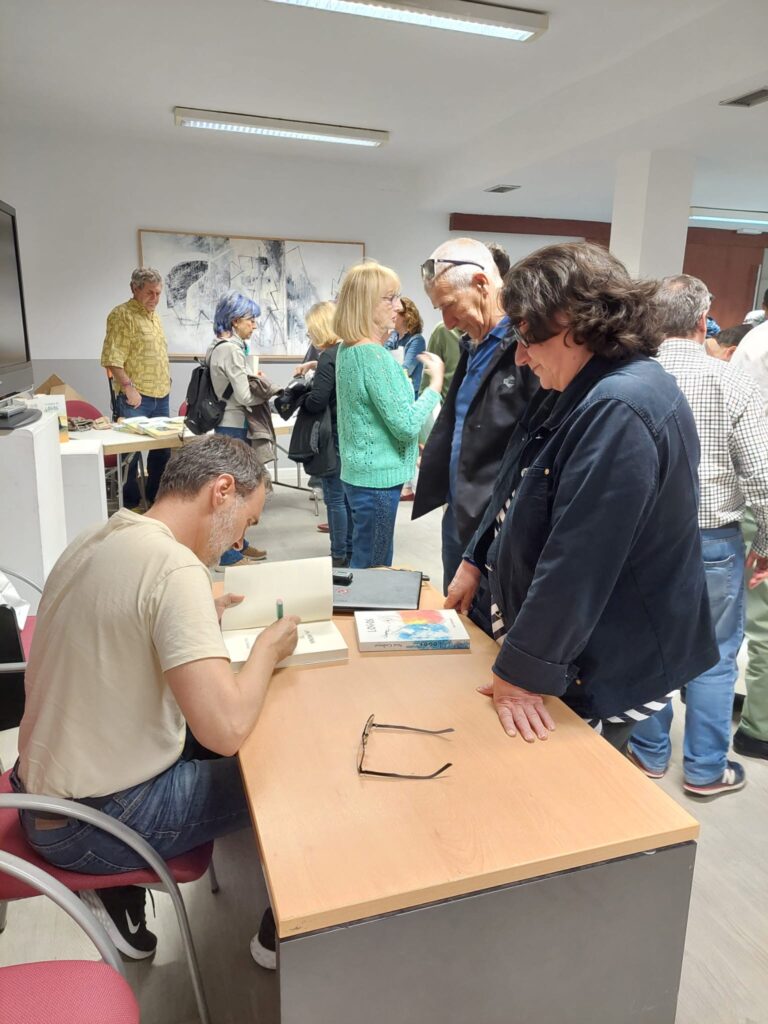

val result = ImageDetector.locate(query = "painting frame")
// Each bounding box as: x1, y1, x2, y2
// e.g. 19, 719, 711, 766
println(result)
138, 228, 365, 361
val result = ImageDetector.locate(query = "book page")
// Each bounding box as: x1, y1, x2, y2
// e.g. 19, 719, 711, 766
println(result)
221, 556, 333, 630
224, 619, 347, 667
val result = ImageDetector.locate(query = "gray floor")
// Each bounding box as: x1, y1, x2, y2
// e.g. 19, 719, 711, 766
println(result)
2, 484, 767, 1024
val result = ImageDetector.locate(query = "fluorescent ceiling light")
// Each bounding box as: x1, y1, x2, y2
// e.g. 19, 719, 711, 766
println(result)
265, 0, 548, 41
689, 206, 768, 228
173, 107, 388, 147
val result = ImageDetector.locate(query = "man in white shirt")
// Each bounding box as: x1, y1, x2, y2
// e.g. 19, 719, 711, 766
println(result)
628, 275, 768, 797
13, 434, 298, 961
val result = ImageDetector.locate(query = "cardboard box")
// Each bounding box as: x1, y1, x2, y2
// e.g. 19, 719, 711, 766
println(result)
35, 374, 91, 406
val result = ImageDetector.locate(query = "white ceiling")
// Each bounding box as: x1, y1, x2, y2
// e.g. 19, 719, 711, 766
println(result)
3, 0, 768, 221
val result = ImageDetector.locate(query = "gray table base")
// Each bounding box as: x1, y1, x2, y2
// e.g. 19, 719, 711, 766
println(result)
279, 841, 695, 1024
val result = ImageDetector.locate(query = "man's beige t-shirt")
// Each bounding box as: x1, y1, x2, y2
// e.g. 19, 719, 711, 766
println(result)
19, 510, 228, 798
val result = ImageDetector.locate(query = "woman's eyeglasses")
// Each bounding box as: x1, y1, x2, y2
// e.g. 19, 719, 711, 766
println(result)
509, 324, 531, 350
420, 258, 484, 284
357, 713, 454, 780
382, 292, 402, 306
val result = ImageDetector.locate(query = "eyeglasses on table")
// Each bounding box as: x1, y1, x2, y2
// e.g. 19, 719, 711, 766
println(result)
357, 713, 454, 780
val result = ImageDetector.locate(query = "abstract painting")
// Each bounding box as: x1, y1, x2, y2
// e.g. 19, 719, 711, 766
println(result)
138, 230, 364, 356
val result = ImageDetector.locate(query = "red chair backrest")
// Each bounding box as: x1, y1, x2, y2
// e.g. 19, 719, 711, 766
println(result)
66, 400, 104, 420
178, 401, 188, 416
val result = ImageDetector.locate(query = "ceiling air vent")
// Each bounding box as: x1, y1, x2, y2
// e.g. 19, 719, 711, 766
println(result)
484, 184, 521, 193
719, 87, 768, 108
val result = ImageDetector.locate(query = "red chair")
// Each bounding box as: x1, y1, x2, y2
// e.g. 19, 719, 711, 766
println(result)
0, 850, 140, 1024
179, 401, 188, 416
0, 774, 214, 1024
65, 398, 125, 505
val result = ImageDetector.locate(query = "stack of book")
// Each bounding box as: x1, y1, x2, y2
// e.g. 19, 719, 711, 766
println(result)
116, 416, 186, 439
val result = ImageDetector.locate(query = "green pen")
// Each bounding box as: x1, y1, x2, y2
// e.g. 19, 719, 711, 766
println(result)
276, 598, 284, 620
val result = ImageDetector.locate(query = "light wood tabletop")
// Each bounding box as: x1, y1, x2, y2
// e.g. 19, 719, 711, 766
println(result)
238, 585, 699, 939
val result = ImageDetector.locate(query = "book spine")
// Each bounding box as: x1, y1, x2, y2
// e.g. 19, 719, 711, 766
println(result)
359, 639, 470, 652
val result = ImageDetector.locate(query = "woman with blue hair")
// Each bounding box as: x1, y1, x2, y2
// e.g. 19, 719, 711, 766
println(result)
207, 290, 280, 564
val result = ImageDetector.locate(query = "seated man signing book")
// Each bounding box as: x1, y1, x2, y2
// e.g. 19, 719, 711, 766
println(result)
13, 435, 298, 967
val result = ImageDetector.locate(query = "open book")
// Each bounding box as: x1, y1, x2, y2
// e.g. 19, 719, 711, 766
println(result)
116, 416, 185, 439
221, 556, 348, 668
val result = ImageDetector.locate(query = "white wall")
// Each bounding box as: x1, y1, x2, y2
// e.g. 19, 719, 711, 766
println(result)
1, 124, 572, 407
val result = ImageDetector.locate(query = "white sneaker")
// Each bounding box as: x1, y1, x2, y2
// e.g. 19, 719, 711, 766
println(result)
250, 907, 277, 970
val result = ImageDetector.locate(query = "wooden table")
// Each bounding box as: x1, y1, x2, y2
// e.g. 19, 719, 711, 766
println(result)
239, 587, 698, 1024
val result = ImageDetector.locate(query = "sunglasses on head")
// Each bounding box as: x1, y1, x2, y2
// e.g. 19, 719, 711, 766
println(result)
420, 258, 485, 284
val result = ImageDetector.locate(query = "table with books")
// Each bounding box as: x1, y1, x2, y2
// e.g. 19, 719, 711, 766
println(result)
236, 576, 700, 1024
62, 417, 190, 510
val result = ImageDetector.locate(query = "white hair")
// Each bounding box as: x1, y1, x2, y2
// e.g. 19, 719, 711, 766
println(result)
425, 238, 501, 292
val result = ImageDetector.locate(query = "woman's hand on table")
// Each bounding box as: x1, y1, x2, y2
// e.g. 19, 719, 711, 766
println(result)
444, 560, 480, 615
477, 675, 556, 742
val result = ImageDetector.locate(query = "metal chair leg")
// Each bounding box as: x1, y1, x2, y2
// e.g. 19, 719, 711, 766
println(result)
208, 859, 219, 895
0, 899, 8, 933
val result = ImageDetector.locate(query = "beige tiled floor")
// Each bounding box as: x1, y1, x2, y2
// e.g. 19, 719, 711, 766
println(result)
2, 485, 767, 1023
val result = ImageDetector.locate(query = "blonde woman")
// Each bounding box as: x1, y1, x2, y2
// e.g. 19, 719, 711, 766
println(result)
301, 301, 352, 567
335, 262, 444, 568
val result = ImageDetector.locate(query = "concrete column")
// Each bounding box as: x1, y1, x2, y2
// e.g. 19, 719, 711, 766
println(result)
609, 150, 695, 279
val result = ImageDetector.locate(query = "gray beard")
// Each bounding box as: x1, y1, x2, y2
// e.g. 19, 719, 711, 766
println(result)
206, 503, 239, 569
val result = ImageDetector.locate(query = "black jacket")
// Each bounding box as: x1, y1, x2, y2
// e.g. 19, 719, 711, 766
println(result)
412, 330, 537, 544
303, 345, 339, 423
466, 355, 718, 720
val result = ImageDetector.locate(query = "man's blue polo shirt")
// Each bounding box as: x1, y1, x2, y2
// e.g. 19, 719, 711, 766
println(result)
448, 316, 509, 502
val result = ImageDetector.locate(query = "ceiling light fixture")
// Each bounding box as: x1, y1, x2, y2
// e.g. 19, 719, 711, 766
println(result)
265, 0, 548, 41
173, 107, 389, 147
689, 206, 768, 229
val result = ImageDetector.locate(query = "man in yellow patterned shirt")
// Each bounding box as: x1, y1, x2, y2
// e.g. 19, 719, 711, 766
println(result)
101, 267, 171, 505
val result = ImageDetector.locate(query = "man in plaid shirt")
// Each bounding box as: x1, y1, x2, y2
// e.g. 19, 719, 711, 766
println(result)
629, 275, 768, 797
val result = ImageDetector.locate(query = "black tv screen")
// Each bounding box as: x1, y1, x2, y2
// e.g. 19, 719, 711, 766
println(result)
0, 201, 32, 397
0, 201, 30, 367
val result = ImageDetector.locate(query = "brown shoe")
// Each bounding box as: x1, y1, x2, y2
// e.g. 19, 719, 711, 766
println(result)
317, 523, 330, 534
240, 547, 267, 561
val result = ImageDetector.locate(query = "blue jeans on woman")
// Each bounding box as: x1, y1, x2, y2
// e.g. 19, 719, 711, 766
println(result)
215, 424, 252, 565
13, 737, 250, 873
116, 392, 170, 506
343, 482, 402, 568
321, 472, 353, 563
629, 525, 745, 785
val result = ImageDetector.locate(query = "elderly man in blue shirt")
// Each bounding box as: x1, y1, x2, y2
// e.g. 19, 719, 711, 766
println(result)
413, 238, 537, 593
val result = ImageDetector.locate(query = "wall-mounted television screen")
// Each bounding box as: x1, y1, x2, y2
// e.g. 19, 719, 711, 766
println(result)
0, 200, 32, 398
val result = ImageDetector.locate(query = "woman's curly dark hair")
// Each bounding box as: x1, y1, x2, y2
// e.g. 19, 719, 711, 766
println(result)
502, 242, 662, 359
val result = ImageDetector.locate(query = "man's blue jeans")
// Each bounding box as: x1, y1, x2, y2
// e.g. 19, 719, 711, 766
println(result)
343, 482, 401, 568
442, 503, 466, 596
15, 739, 250, 874
116, 392, 170, 506
630, 525, 745, 785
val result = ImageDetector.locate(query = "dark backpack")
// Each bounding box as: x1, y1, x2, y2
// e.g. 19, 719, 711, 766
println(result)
184, 340, 233, 435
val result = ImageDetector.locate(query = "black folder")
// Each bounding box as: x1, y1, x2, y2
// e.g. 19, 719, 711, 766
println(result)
333, 568, 423, 612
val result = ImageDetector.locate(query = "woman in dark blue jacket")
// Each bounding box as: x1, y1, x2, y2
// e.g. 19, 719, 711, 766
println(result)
447, 242, 718, 749
301, 301, 353, 567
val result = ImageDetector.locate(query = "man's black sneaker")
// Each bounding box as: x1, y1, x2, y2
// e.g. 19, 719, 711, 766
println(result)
250, 906, 276, 970
80, 885, 157, 960
733, 727, 768, 760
